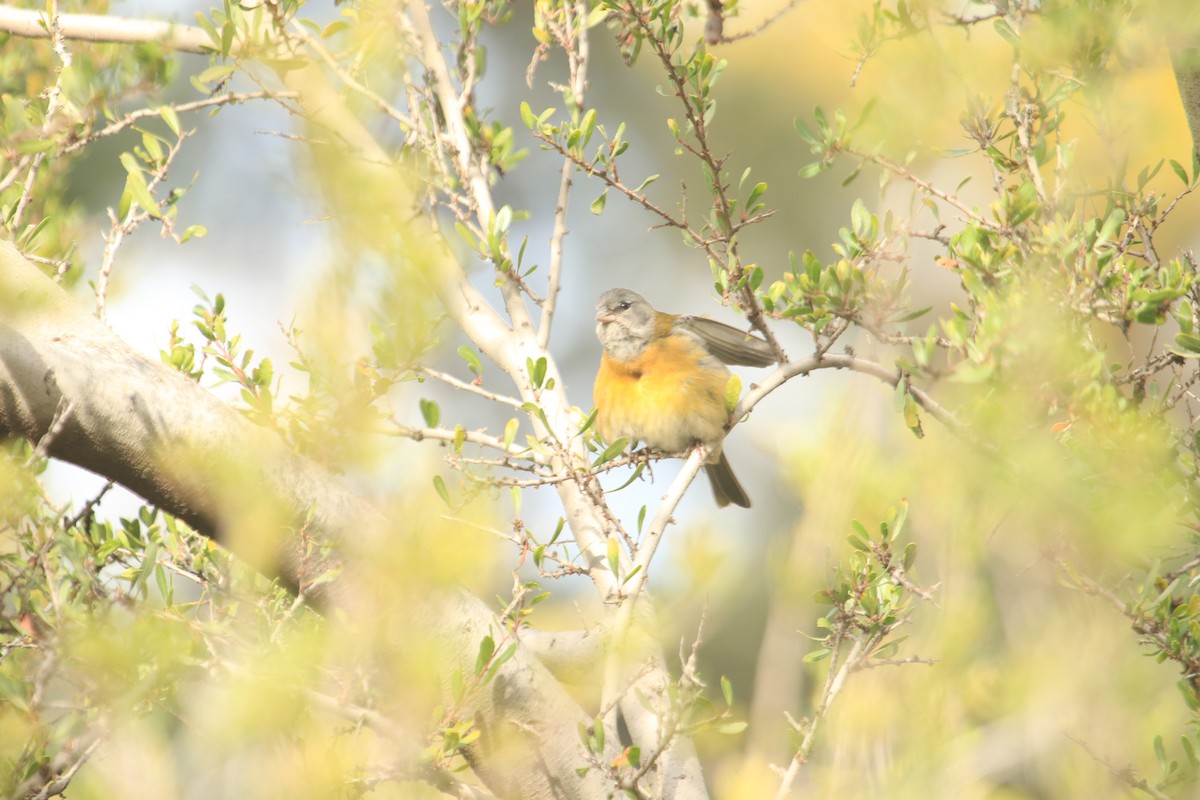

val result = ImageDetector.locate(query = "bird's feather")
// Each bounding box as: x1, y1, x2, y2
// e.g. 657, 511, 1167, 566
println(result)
674, 315, 776, 367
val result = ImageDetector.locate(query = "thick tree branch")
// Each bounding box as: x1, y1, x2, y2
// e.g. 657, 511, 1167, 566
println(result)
0, 6, 209, 52
0, 241, 360, 596
0, 240, 612, 800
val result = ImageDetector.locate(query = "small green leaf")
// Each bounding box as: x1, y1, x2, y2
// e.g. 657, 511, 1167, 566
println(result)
606, 536, 619, 577
633, 174, 660, 193
122, 171, 162, 218
1095, 207, 1126, 247
495, 205, 512, 234
159, 105, 181, 136
804, 647, 831, 663
721, 675, 733, 706
593, 437, 628, 467
180, 224, 207, 242
1170, 159, 1190, 186
527, 356, 548, 389
196, 63, 237, 85
716, 721, 748, 735
548, 517, 565, 545
432, 475, 451, 506
458, 345, 484, 377
419, 398, 440, 428
1173, 332, 1200, 357
724, 373, 742, 414
579, 107, 597, 145
482, 643, 517, 683
590, 189, 608, 215
793, 116, 819, 146
475, 634, 496, 676
798, 160, 830, 179
993, 18, 1021, 48
903, 393, 923, 438
519, 101, 535, 129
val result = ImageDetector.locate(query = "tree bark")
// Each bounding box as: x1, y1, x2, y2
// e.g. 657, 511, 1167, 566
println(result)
0, 241, 612, 799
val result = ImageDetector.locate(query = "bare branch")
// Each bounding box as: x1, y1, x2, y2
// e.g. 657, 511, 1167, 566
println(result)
0, 6, 210, 52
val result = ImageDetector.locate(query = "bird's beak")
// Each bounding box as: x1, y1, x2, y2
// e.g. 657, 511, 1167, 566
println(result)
595, 309, 616, 324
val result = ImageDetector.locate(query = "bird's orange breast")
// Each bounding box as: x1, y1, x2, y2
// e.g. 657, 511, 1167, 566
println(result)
593, 332, 730, 455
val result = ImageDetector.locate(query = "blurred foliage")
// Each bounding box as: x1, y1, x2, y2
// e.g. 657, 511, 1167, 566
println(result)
4, 0, 1200, 798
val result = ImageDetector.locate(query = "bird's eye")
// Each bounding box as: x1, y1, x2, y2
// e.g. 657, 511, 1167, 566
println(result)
616, 302, 631, 311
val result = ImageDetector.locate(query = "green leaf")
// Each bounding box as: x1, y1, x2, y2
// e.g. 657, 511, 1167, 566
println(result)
180, 224, 207, 242
746, 181, 767, 210
527, 356, 548, 389
519, 101, 535, 129
482, 643, 517, 683
494, 205, 512, 235
159, 105, 181, 136
993, 19, 1021, 48
196, 63, 237, 85
1172, 332, 1200, 357
804, 647, 831, 663
1170, 158, 1190, 185
633, 174, 660, 194
798, 160, 829, 179
724, 372, 742, 413
888, 500, 909, 541
475, 634, 496, 676
1095, 207, 1126, 247
419, 398, 440, 428
579, 107, 597, 145
721, 675, 733, 706
793, 116, 819, 146
590, 189, 608, 215
606, 536, 619, 577
612, 462, 646, 492
548, 517, 565, 545
458, 345, 483, 378
903, 393, 923, 438
121, 171, 162, 218
432, 475, 451, 507
593, 437, 628, 467
716, 720, 748, 735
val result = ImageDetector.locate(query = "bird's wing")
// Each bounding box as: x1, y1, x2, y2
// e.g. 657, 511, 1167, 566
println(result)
675, 315, 777, 367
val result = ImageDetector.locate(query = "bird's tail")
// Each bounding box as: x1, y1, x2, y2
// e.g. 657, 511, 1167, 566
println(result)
705, 451, 751, 508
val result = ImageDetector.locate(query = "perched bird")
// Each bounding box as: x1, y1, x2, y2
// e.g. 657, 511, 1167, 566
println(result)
592, 288, 777, 508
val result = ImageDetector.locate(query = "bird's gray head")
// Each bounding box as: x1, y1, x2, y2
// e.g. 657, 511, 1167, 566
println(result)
595, 288, 657, 361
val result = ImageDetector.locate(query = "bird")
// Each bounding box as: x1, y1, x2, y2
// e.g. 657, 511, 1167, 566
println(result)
592, 288, 777, 508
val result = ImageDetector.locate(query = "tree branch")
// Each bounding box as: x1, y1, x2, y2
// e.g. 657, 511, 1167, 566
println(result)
0, 6, 209, 52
